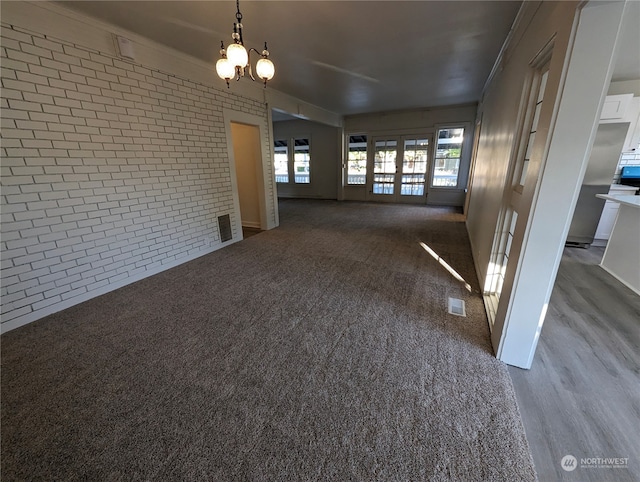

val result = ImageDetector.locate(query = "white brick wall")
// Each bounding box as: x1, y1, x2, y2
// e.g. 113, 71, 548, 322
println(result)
1, 23, 274, 330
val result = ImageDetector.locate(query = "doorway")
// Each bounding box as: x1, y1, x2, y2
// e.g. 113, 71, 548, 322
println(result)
366, 136, 430, 203
223, 108, 279, 238
230, 122, 262, 232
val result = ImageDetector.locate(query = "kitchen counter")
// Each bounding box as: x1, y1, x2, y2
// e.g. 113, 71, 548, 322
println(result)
595, 194, 640, 294
595, 193, 640, 208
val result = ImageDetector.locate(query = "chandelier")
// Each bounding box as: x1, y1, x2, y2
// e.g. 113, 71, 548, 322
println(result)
215, 0, 275, 87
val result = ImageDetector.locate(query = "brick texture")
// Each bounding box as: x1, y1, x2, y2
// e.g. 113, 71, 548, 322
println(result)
1, 24, 274, 327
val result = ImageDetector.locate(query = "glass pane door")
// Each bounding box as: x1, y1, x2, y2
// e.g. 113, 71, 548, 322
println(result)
372, 139, 397, 196
367, 136, 430, 203
401, 138, 429, 196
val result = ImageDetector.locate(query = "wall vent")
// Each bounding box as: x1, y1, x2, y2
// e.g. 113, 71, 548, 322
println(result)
218, 214, 232, 242
448, 297, 466, 317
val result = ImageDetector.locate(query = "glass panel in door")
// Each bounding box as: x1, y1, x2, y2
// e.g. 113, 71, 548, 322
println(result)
401, 138, 429, 196
372, 139, 397, 195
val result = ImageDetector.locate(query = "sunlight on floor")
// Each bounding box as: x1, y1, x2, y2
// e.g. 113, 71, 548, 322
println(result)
419, 242, 472, 292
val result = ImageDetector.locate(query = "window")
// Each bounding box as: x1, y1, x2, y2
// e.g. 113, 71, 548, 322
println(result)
347, 135, 367, 185
432, 128, 464, 187
274, 137, 311, 184
274, 140, 288, 183
293, 138, 310, 184
517, 67, 549, 188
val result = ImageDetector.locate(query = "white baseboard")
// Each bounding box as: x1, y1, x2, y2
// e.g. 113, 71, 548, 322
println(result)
0, 237, 239, 334
242, 221, 262, 229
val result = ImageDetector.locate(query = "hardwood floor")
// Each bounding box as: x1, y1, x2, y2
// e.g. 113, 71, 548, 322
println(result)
509, 246, 640, 482
242, 226, 262, 239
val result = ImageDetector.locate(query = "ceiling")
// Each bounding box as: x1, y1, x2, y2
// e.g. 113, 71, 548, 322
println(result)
612, 0, 640, 83
57, 1, 639, 118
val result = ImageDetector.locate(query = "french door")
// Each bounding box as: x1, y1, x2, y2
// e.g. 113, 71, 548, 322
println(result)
367, 136, 430, 203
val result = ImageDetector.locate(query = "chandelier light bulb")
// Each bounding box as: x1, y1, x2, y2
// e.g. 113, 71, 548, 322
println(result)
226, 43, 248, 68
256, 58, 275, 82
216, 57, 235, 80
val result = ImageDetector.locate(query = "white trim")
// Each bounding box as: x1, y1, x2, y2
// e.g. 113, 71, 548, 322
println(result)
266, 89, 343, 128
0, 240, 235, 334
265, 105, 280, 226
241, 221, 262, 229
337, 128, 346, 201
223, 109, 277, 231
482, 2, 543, 96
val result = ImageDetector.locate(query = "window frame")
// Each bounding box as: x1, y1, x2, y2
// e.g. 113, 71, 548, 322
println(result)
274, 135, 312, 185
346, 134, 368, 186
292, 137, 311, 184
430, 126, 466, 189
274, 139, 289, 184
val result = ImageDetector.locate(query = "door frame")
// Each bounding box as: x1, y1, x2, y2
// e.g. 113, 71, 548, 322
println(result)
365, 134, 432, 204
223, 109, 277, 239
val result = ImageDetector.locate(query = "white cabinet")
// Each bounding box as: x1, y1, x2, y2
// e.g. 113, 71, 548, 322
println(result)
601, 95, 640, 152
625, 102, 640, 152
600, 94, 633, 120
594, 185, 638, 243
594, 200, 620, 241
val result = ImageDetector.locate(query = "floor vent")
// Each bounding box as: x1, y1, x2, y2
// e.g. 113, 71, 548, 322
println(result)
448, 297, 466, 317
218, 214, 232, 242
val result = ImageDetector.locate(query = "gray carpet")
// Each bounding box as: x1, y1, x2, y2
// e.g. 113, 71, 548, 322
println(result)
1, 199, 536, 481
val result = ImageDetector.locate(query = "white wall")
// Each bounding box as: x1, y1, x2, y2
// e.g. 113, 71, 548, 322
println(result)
272, 119, 341, 199
0, 4, 280, 331
466, 1, 575, 294
608, 79, 640, 96
343, 105, 477, 206
467, 0, 627, 367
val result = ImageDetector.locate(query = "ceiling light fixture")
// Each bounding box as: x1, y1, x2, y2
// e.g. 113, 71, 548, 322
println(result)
215, 0, 275, 88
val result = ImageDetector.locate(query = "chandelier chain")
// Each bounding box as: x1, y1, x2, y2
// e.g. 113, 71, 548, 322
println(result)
236, 0, 242, 22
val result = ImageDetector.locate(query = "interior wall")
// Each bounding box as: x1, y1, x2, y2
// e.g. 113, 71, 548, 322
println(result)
608, 79, 640, 96
466, 1, 575, 292
467, 0, 627, 367
272, 119, 341, 199
0, 6, 275, 332
231, 123, 261, 228
343, 104, 477, 206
